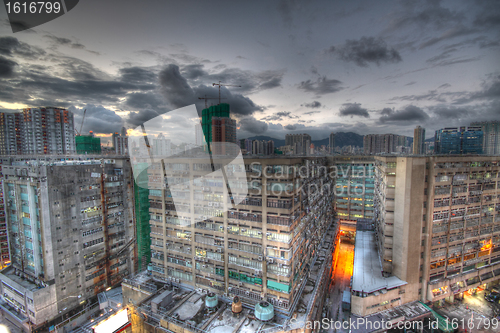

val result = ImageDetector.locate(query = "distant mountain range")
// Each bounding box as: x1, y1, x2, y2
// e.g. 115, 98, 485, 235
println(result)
244, 132, 364, 148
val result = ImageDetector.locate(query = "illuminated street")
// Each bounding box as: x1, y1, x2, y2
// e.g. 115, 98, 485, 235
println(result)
328, 240, 355, 333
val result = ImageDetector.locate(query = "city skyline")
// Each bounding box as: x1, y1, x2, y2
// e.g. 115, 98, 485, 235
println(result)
0, 0, 498, 142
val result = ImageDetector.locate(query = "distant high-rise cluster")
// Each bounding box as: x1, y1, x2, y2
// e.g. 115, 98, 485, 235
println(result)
363, 133, 411, 154
249, 139, 274, 155
285, 133, 311, 155
0, 108, 75, 155
434, 126, 483, 155
470, 120, 500, 155
413, 126, 425, 155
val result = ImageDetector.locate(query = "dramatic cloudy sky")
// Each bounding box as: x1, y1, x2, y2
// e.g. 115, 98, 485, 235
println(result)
0, 0, 499, 142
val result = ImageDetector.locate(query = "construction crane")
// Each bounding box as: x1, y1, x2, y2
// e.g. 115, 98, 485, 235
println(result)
75, 109, 86, 136
198, 95, 226, 108
212, 81, 241, 104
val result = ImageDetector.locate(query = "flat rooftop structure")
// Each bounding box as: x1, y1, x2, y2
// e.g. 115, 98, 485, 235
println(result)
351, 301, 431, 333
352, 231, 406, 294
0, 266, 47, 292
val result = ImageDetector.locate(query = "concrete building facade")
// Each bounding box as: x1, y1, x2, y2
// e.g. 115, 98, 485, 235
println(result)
471, 120, 500, 155
146, 157, 336, 317
0, 157, 136, 331
285, 134, 311, 156
352, 155, 500, 317
413, 126, 426, 155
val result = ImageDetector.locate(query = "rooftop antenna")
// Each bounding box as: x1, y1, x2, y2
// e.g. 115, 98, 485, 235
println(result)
212, 81, 241, 104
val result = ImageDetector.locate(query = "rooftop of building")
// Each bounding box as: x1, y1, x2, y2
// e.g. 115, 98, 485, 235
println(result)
352, 231, 406, 294
0, 266, 46, 292
121, 221, 336, 332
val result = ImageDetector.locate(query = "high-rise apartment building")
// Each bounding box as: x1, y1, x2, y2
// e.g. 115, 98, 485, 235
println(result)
200, 103, 237, 153
413, 126, 426, 155
285, 134, 311, 156
0, 160, 8, 270
146, 157, 335, 316
329, 132, 335, 154
363, 134, 400, 155
332, 156, 375, 226
152, 133, 171, 157
211, 117, 237, 155
471, 121, 500, 155
352, 155, 500, 316
0, 108, 75, 155
75, 132, 101, 155
113, 131, 129, 155
434, 126, 483, 155
0, 157, 136, 331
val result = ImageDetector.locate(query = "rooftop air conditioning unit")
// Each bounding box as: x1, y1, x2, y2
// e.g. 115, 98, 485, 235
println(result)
208, 202, 212, 207
258, 256, 263, 261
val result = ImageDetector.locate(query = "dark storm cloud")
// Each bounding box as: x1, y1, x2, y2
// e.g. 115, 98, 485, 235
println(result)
158, 65, 263, 116
0, 56, 17, 78
119, 67, 157, 83
339, 103, 369, 118
284, 124, 297, 130
298, 76, 343, 95
15, 72, 155, 104
0, 36, 45, 59
438, 83, 451, 89
331, 37, 402, 67
54, 56, 112, 81
124, 92, 164, 110
127, 109, 161, 127
379, 105, 429, 123
69, 105, 124, 134
470, 76, 500, 100
207, 68, 284, 94
261, 111, 298, 121
159, 64, 196, 109
430, 106, 471, 119
239, 116, 268, 134
301, 101, 321, 108
181, 64, 208, 80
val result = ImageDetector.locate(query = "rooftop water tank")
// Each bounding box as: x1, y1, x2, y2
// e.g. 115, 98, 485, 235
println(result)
232, 296, 242, 314
255, 301, 274, 322
205, 292, 218, 309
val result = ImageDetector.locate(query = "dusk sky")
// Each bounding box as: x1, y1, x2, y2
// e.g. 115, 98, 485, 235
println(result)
0, 0, 499, 142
